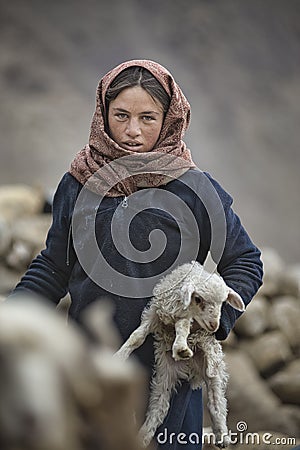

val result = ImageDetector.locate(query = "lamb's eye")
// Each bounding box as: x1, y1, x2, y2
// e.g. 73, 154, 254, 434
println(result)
194, 295, 204, 306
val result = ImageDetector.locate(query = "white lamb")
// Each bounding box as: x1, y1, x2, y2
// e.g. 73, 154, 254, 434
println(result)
116, 261, 245, 448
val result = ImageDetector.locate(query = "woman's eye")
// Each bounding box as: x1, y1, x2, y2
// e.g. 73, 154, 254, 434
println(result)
142, 115, 155, 121
116, 113, 128, 120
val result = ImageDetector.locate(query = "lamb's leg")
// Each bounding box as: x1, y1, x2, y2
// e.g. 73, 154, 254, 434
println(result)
203, 356, 230, 448
172, 318, 193, 361
139, 350, 179, 447
115, 314, 153, 361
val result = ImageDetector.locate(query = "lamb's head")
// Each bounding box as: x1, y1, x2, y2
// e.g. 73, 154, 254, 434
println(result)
181, 266, 245, 333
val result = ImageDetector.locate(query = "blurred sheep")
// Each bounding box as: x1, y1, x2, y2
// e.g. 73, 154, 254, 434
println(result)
0, 296, 146, 450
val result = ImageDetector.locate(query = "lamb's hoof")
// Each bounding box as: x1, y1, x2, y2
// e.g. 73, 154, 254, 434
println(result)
172, 346, 193, 361
215, 433, 230, 448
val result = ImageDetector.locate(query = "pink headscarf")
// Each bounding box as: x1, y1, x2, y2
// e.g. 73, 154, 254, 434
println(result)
69, 59, 195, 196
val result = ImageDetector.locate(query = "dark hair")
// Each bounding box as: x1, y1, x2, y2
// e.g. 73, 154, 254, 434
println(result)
105, 66, 170, 114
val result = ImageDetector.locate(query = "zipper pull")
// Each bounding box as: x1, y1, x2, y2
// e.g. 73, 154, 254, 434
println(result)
121, 196, 128, 208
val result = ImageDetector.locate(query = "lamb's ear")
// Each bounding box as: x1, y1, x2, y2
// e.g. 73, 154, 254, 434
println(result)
181, 283, 194, 310
226, 288, 245, 312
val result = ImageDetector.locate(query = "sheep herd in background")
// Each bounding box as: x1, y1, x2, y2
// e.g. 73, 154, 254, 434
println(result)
0, 297, 148, 450
0, 185, 299, 450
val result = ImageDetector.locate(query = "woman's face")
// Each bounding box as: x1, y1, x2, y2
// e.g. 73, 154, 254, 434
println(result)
107, 86, 164, 153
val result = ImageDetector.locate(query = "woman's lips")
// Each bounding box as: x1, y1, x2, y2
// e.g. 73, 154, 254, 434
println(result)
122, 142, 143, 151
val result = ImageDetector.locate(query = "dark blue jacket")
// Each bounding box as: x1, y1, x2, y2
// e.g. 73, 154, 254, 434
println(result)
11, 168, 263, 449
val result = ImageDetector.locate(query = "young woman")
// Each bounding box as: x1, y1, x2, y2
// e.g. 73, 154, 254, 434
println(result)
10, 60, 263, 449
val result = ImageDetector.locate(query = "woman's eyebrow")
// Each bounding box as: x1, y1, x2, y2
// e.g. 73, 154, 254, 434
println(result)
141, 111, 160, 115
112, 107, 129, 112
112, 107, 160, 115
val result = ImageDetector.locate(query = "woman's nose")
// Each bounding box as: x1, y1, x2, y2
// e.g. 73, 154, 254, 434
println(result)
126, 118, 141, 137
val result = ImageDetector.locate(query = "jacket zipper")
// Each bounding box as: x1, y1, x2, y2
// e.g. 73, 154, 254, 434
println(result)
121, 196, 128, 208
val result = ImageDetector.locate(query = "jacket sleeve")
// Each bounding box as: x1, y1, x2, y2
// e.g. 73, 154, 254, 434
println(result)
196, 172, 263, 340
8, 173, 80, 304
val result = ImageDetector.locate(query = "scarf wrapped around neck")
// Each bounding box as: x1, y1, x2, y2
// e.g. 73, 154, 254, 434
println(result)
69, 59, 195, 196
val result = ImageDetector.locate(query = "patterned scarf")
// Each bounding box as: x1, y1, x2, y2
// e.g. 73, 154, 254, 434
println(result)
69, 59, 195, 196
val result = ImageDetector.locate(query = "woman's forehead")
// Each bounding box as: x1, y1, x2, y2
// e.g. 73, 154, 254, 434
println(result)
109, 86, 164, 113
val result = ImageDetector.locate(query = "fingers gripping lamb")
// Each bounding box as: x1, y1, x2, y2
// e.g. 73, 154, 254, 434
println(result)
115, 261, 245, 448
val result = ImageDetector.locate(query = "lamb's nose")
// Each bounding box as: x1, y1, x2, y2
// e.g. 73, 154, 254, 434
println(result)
209, 321, 218, 331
